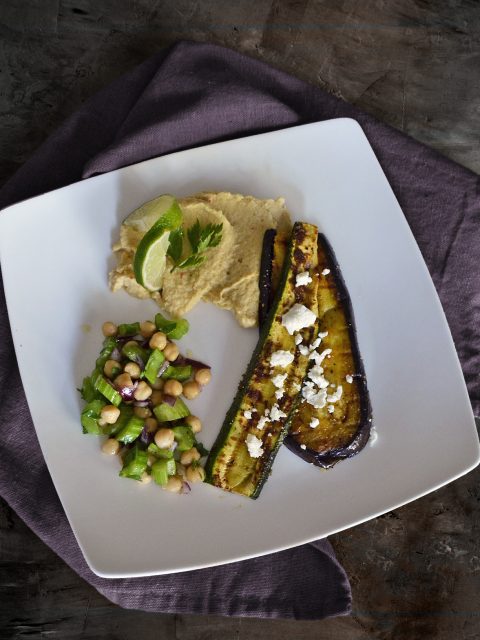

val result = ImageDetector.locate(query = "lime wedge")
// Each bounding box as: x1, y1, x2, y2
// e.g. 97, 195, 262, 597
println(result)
133, 226, 171, 291
123, 194, 182, 234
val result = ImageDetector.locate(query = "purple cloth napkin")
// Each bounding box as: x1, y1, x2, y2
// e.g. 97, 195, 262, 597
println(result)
0, 40, 478, 619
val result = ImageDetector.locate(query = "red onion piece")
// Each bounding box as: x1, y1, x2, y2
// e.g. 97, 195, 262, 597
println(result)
117, 380, 138, 401
133, 400, 150, 407
157, 360, 170, 378
139, 425, 153, 446
162, 393, 177, 406
174, 356, 211, 370
110, 347, 122, 361
181, 481, 191, 494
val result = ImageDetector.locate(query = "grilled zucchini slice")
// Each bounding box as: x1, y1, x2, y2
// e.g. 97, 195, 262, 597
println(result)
205, 222, 319, 498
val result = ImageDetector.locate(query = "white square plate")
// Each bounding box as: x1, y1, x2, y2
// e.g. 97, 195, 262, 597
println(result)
1, 119, 478, 578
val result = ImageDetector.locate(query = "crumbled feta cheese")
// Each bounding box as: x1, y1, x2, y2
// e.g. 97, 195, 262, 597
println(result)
243, 410, 252, 420
292, 382, 301, 392
272, 373, 287, 389
310, 348, 332, 365
326, 385, 343, 403
281, 303, 316, 335
302, 385, 327, 409
295, 333, 303, 345
321, 268, 330, 276
346, 374, 353, 384
310, 337, 321, 350
318, 331, 328, 339
270, 404, 287, 422
275, 389, 284, 400
309, 417, 319, 429
300, 444, 307, 450
295, 271, 313, 287
308, 364, 329, 389
245, 433, 264, 458
327, 405, 334, 413
270, 350, 294, 368
299, 345, 310, 356
257, 415, 269, 430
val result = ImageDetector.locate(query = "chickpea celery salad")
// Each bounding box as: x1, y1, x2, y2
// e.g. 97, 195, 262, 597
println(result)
79, 315, 211, 493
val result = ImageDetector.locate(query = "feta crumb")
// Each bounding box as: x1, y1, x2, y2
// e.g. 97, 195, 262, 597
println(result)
243, 410, 252, 420
346, 374, 353, 384
300, 444, 307, 450
281, 303, 316, 335
295, 333, 303, 346
270, 404, 287, 421
310, 337, 321, 350
309, 417, 320, 429
302, 385, 327, 409
292, 382, 301, 392
257, 415, 269, 430
295, 271, 313, 287
245, 433, 264, 458
299, 345, 310, 356
321, 268, 330, 276
272, 373, 287, 388
270, 350, 294, 368
308, 365, 329, 389
318, 331, 328, 339
309, 348, 332, 365
326, 385, 343, 403
327, 405, 335, 413
275, 389, 284, 400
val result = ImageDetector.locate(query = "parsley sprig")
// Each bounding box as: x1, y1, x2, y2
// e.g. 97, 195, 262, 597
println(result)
167, 219, 223, 270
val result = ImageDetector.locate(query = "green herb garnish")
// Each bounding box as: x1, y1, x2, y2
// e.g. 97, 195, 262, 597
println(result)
168, 219, 223, 271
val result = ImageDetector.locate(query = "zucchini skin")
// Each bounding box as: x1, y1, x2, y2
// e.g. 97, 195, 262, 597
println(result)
205, 222, 319, 498
284, 233, 372, 468
258, 229, 276, 328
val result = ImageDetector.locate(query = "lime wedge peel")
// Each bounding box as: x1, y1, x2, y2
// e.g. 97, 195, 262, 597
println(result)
123, 194, 182, 235
131, 195, 183, 291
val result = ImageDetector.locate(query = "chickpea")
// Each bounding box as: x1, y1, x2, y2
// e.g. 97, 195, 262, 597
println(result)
154, 428, 175, 449
147, 454, 156, 467
102, 438, 120, 455
151, 378, 164, 390
100, 405, 121, 424
144, 417, 158, 433
124, 362, 141, 379
185, 415, 202, 434
133, 381, 153, 401
150, 390, 163, 406
133, 406, 152, 419
183, 380, 200, 400
104, 359, 121, 378
186, 465, 206, 484
140, 471, 152, 484
114, 372, 134, 389
180, 447, 201, 466
163, 342, 179, 362
149, 331, 167, 350
195, 368, 212, 386
163, 379, 183, 397
102, 321, 117, 337
164, 475, 183, 493
140, 321, 156, 339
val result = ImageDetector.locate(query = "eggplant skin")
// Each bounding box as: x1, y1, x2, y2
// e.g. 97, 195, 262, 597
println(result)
284, 233, 372, 468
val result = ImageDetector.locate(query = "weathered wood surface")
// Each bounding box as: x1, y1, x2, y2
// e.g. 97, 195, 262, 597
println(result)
1, 1, 479, 638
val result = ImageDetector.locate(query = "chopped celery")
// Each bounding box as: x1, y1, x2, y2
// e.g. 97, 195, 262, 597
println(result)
143, 349, 166, 385
94, 375, 122, 406
81, 399, 106, 434
95, 336, 117, 369
154, 313, 189, 340
119, 444, 148, 480
153, 397, 190, 422
103, 405, 133, 436
172, 425, 195, 451
121, 342, 148, 367
116, 415, 144, 444
161, 365, 192, 382
151, 458, 176, 486
117, 322, 140, 337
147, 443, 173, 459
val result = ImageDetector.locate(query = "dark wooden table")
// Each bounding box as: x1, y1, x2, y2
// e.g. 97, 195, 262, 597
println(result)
1, 2, 479, 638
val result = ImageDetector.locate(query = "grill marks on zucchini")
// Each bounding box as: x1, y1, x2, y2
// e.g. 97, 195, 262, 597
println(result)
205, 222, 319, 498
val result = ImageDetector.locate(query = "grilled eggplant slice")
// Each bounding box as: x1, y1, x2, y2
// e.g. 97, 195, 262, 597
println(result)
205, 222, 320, 498
260, 231, 372, 468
